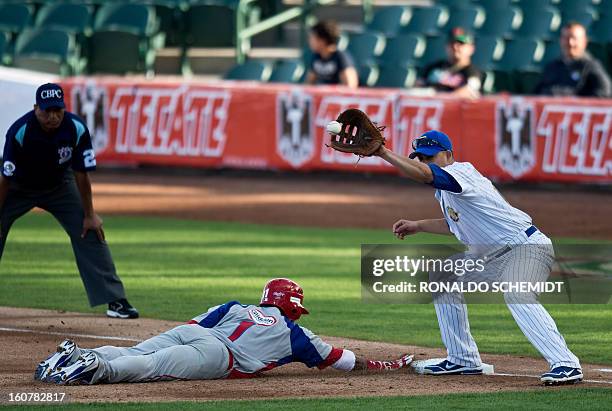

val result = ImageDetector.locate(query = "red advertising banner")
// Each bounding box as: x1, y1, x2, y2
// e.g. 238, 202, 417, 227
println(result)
61, 78, 612, 184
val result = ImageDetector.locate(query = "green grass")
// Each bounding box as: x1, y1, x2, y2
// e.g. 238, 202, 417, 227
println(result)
1, 213, 611, 364
3, 389, 611, 410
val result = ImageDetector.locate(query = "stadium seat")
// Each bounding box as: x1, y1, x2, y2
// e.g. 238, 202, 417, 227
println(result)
0, 4, 32, 33
0, 31, 9, 65
417, 36, 448, 68
36, 3, 92, 34
473, 0, 513, 10
516, 0, 556, 8
497, 38, 545, 71
557, 0, 596, 12
515, 6, 561, 40
481, 70, 495, 94
356, 63, 379, 87
589, 14, 612, 43
477, 7, 522, 38
444, 5, 486, 31
88, 29, 153, 74
13, 28, 78, 75
374, 65, 417, 88
472, 36, 504, 70
560, 7, 597, 31
377, 33, 425, 67
268, 60, 304, 83
346, 32, 385, 65
541, 41, 561, 66
366, 6, 411, 37
185, 1, 260, 47
438, 0, 472, 7
94, 3, 157, 36
401, 6, 449, 36
224, 60, 272, 81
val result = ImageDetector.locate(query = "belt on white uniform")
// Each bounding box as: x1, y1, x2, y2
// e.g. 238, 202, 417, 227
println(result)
483, 226, 538, 261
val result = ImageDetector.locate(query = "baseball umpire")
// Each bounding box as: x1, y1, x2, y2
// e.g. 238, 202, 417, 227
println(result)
35, 278, 412, 384
0, 83, 138, 319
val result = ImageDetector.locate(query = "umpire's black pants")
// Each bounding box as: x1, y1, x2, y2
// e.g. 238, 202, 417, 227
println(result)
0, 174, 126, 306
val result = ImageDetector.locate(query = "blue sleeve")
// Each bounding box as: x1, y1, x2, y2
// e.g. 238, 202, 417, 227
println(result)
69, 115, 96, 172
197, 300, 242, 328
284, 319, 325, 368
338, 50, 354, 70
429, 164, 462, 193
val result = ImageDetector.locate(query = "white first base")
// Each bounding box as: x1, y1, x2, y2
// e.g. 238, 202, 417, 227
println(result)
411, 358, 494, 375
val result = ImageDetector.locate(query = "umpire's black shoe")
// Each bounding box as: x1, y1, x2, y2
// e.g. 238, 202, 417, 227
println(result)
107, 299, 139, 319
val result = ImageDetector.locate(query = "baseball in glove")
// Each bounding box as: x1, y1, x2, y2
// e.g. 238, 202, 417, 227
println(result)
326, 108, 386, 157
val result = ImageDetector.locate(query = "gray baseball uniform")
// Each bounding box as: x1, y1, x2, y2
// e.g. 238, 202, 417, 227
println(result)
86, 301, 342, 383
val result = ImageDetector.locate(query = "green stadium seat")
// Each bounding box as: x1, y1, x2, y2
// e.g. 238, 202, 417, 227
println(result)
401, 6, 449, 36
36, 3, 92, 34
516, 0, 556, 8
366, 6, 410, 37
514, 69, 542, 94
224, 60, 272, 81
478, 7, 522, 38
0, 31, 9, 65
560, 8, 597, 31
377, 34, 425, 67
557, 0, 596, 12
481, 70, 495, 94
515, 6, 561, 40
13, 28, 78, 75
589, 14, 612, 43
418, 36, 447, 68
472, 36, 504, 70
374, 65, 416, 88
473, 0, 513, 10
269, 60, 304, 83
439, 0, 472, 7
185, 1, 260, 47
346, 32, 385, 64
0, 4, 32, 33
445, 5, 486, 31
94, 3, 157, 36
88, 29, 153, 74
541, 41, 561, 66
356, 63, 379, 87
496, 38, 545, 70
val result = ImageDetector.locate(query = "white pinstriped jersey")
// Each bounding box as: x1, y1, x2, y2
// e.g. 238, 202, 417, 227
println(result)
435, 162, 532, 246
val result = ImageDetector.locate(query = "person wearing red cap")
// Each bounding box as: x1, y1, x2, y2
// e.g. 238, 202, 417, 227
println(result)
417, 27, 482, 99
35, 278, 413, 385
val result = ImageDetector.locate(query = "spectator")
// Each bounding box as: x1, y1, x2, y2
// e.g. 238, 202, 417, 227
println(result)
418, 28, 482, 98
305, 21, 359, 88
535, 22, 611, 97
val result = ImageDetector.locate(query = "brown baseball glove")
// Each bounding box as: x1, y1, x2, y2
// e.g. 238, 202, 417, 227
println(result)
327, 109, 386, 157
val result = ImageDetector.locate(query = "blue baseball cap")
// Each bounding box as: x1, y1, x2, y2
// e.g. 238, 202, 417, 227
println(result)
36, 83, 65, 110
409, 130, 453, 159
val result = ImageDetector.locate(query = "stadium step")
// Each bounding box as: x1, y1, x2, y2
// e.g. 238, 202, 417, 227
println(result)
183, 47, 301, 76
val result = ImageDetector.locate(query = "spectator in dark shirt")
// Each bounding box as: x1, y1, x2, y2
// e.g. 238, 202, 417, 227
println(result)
535, 22, 611, 97
418, 28, 482, 99
305, 21, 358, 88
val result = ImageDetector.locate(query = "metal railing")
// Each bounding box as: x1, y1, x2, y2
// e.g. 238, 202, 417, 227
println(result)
234, 0, 373, 64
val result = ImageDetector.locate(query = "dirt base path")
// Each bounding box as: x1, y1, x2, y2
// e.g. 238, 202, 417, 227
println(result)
1, 307, 610, 404
88, 171, 612, 239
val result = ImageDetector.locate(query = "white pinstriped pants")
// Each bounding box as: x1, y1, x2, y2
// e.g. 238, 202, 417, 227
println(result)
432, 232, 581, 369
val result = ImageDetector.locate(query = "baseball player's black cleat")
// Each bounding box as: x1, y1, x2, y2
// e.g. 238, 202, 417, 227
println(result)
107, 298, 139, 319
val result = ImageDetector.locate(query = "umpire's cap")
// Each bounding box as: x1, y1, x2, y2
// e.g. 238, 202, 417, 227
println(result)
36, 83, 65, 110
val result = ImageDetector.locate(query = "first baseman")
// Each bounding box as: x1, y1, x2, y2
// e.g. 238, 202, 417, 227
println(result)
35, 278, 412, 384
0, 83, 138, 319
378, 130, 582, 385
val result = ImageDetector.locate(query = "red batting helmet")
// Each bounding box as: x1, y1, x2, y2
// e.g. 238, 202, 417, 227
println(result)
260, 278, 309, 321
